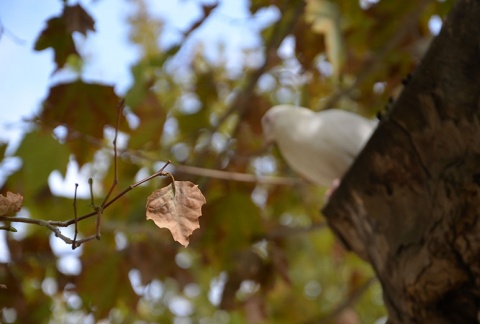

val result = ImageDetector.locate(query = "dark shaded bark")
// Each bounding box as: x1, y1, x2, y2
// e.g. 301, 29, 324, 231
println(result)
323, 0, 480, 322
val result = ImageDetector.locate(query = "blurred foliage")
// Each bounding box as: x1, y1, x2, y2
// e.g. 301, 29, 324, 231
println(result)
0, 0, 454, 322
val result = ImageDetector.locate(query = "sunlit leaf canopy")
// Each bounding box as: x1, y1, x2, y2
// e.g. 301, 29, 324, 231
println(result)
0, 0, 453, 322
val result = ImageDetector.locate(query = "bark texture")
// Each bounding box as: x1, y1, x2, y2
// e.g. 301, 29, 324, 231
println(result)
323, 0, 480, 322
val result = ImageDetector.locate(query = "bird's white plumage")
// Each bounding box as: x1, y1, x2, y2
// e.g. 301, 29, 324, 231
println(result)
262, 104, 377, 187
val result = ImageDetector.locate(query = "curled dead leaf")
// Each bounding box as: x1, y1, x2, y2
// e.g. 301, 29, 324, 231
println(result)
146, 181, 206, 247
0, 192, 23, 217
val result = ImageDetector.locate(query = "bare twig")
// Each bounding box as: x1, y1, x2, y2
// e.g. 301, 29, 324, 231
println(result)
94, 207, 102, 240
0, 99, 174, 249
73, 183, 79, 249
0, 160, 173, 247
88, 178, 95, 207
101, 99, 124, 206
102, 162, 171, 210
0, 224, 16, 232
0, 18, 26, 45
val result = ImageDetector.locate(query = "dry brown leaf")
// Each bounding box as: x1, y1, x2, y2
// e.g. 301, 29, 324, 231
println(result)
0, 192, 23, 216
146, 181, 206, 247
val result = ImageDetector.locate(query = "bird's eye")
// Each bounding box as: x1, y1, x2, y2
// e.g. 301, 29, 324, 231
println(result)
262, 114, 271, 127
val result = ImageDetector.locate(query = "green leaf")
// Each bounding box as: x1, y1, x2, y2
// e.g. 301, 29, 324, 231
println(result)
196, 70, 218, 106
201, 191, 263, 268
125, 62, 154, 109
249, 0, 270, 14
40, 80, 123, 166
14, 129, 70, 195
150, 45, 181, 67
175, 108, 210, 136
77, 247, 139, 319
0, 141, 7, 161
128, 92, 166, 150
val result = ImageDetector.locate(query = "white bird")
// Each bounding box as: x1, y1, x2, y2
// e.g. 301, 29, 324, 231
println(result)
262, 104, 377, 188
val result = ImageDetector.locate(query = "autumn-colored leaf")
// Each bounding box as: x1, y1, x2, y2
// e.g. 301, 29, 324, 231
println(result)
14, 129, 70, 195
34, 17, 78, 69
126, 239, 194, 286
40, 80, 122, 166
0, 192, 23, 216
146, 181, 206, 247
41, 80, 120, 137
34, 4, 94, 69
199, 192, 263, 266
63, 4, 95, 35
175, 108, 210, 135
77, 247, 138, 319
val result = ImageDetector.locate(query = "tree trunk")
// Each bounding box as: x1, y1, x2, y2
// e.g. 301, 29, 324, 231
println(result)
323, 0, 480, 322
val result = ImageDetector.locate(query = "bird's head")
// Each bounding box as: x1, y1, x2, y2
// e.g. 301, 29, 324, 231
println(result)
261, 105, 297, 146
261, 110, 276, 145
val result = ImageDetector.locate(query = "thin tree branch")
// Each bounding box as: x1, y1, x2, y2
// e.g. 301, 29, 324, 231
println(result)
173, 163, 303, 186
73, 183, 79, 248
101, 98, 124, 206
35, 119, 301, 187
0, 100, 173, 249
0, 161, 173, 247
0, 18, 26, 45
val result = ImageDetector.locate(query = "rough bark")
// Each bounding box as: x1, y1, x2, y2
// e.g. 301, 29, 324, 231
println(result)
323, 0, 480, 322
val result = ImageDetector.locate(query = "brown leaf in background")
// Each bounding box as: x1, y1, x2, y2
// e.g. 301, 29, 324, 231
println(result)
0, 192, 23, 216
146, 181, 206, 247
33, 4, 95, 69
63, 4, 95, 35
40, 80, 121, 166
34, 17, 78, 68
